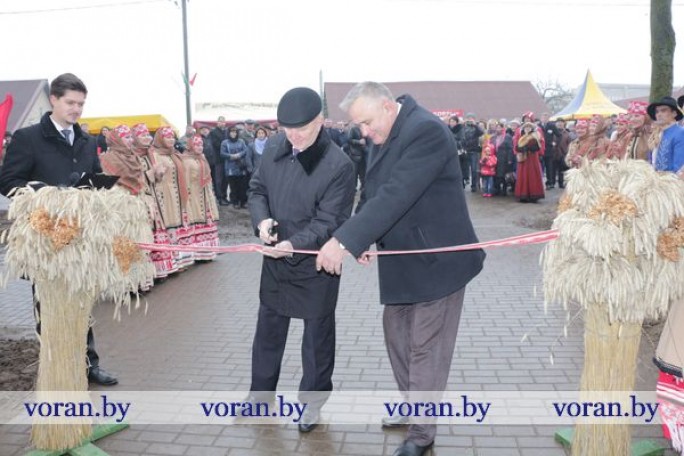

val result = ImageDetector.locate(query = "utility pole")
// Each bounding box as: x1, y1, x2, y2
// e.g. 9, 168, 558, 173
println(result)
181, 0, 191, 125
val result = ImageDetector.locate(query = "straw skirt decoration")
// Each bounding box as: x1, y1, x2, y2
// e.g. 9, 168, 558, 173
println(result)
1, 186, 154, 451
542, 159, 684, 456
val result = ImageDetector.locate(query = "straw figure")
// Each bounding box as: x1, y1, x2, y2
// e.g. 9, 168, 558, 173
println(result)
1, 186, 154, 451
543, 159, 684, 455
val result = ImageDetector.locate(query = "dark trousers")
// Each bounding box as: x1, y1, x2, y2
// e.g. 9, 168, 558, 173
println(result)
215, 162, 227, 200
250, 304, 335, 409
210, 163, 219, 198
468, 152, 480, 190
33, 286, 99, 369
494, 176, 507, 195
227, 175, 248, 206
459, 153, 469, 187
544, 154, 555, 186
383, 287, 466, 446
553, 159, 568, 188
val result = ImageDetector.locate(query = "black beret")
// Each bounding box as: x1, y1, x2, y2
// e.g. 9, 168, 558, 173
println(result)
277, 87, 322, 128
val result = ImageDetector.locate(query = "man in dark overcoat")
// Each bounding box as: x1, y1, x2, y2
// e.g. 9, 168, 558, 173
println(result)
317, 82, 485, 456
0, 73, 117, 386
247, 87, 356, 432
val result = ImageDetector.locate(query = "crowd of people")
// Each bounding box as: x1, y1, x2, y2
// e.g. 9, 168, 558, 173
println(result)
445, 95, 684, 204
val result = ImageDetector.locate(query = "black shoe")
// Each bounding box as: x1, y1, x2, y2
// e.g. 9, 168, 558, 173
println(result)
382, 414, 409, 428
392, 440, 434, 456
219, 199, 230, 206
88, 367, 118, 386
298, 407, 320, 433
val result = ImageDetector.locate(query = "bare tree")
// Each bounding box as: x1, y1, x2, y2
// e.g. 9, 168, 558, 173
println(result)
650, 0, 676, 101
534, 79, 575, 114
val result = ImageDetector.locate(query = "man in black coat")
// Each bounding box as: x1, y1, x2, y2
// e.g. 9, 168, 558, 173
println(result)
0, 73, 117, 386
209, 116, 230, 205
247, 87, 356, 432
317, 82, 485, 456
199, 125, 218, 196
539, 112, 561, 189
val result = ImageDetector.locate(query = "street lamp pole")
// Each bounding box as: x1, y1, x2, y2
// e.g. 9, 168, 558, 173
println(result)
181, 0, 191, 126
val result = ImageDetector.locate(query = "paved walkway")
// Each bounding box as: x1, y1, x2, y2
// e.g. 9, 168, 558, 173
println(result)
0, 190, 674, 455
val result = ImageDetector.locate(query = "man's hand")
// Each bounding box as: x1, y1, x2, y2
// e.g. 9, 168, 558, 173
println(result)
262, 240, 293, 259
316, 237, 348, 275
258, 218, 278, 244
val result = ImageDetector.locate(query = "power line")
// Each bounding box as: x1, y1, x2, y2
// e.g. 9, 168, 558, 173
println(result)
0, 0, 166, 15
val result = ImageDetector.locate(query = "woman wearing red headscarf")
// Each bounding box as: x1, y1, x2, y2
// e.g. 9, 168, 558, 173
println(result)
149, 126, 194, 270
100, 124, 154, 289
621, 101, 653, 161
606, 114, 632, 159
565, 120, 591, 168
130, 123, 179, 280
584, 115, 611, 160
183, 135, 220, 261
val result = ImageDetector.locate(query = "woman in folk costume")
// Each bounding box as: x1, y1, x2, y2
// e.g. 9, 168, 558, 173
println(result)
621, 101, 653, 161
565, 119, 591, 168
131, 123, 179, 280
99, 124, 154, 290
149, 126, 195, 270
583, 114, 611, 160
514, 121, 545, 202
606, 113, 632, 159
183, 135, 220, 261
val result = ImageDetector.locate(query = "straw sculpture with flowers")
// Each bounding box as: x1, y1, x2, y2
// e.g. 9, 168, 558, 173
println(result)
542, 158, 684, 455
1, 186, 154, 451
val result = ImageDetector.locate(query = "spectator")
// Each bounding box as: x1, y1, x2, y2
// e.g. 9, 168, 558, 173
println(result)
209, 116, 230, 205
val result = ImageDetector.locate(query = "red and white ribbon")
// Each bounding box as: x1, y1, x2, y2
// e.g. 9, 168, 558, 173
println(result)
137, 229, 559, 256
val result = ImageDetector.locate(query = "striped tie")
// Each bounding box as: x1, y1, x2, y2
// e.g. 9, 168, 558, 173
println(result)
62, 129, 72, 146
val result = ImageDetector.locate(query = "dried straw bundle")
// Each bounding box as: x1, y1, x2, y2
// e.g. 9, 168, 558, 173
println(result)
542, 159, 684, 455
1, 186, 154, 451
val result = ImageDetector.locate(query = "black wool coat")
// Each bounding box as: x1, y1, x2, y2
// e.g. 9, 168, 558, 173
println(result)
248, 129, 356, 318
0, 112, 100, 196
334, 95, 485, 305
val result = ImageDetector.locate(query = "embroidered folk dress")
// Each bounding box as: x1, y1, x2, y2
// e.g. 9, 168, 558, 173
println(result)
149, 129, 195, 270
183, 141, 220, 261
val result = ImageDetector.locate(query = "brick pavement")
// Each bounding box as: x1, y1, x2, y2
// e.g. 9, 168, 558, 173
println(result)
0, 190, 675, 455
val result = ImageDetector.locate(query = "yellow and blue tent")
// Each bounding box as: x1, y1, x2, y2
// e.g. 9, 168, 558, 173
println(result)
553, 71, 627, 120
78, 114, 177, 134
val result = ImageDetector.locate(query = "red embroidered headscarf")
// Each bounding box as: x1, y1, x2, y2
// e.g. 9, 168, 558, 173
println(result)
151, 126, 188, 208
100, 125, 144, 195
185, 135, 212, 188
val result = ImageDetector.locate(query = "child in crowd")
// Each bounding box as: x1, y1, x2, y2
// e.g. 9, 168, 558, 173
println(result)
479, 143, 497, 197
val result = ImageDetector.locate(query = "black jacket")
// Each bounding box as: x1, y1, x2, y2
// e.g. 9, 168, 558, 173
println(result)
334, 95, 485, 305
0, 112, 100, 196
248, 129, 356, 318
209, 126, 229, 159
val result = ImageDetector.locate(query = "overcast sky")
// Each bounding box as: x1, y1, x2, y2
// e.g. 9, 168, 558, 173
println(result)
1, 0, 683, 127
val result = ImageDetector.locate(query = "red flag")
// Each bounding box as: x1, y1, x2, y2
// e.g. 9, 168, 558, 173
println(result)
0, 93, 14, 161
189, 73, 197, 87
